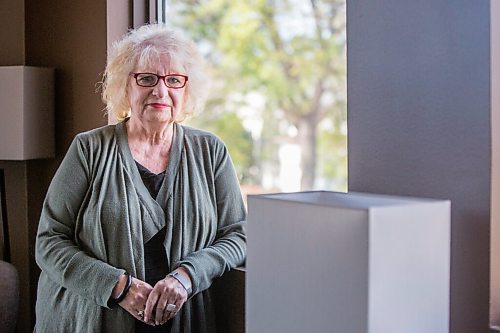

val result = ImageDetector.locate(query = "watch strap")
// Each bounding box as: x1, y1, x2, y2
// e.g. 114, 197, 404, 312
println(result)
168, 271, 192, 295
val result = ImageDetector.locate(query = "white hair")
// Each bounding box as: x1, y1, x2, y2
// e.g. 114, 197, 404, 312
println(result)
101, 24, 208, 121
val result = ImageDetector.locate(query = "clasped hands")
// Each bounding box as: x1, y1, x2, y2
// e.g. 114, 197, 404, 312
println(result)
115, 271, 190, 326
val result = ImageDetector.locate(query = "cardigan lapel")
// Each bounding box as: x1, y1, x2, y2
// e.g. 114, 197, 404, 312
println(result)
156, 123, 183, 209
115, 120, 170, 243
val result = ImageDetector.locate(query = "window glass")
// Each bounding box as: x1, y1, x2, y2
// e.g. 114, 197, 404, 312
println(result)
160, 0, 347, 197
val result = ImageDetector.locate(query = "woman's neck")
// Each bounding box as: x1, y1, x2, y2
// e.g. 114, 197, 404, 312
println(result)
126, 118, 175, 174
126, 117, 174, 145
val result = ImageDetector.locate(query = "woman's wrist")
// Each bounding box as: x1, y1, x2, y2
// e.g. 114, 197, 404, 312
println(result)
112, 273, 132, 304
168, 267, 192, 295
111, 273, 129, 299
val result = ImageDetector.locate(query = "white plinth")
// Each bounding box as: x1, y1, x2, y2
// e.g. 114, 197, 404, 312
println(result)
0, 66, 55, 160
247, 191, 450, 333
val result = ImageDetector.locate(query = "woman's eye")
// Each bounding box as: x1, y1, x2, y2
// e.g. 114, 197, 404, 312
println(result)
138, 75, 157, 85
166, 77, 181, 84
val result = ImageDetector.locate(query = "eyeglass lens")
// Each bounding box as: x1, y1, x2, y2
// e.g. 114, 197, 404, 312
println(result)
134, 73, 187, 88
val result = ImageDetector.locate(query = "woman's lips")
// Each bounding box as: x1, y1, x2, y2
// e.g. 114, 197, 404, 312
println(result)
149, 103, 170, 109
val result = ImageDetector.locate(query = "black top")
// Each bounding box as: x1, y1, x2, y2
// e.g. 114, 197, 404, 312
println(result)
135, 161, 165, 200
135, 161, 171, 332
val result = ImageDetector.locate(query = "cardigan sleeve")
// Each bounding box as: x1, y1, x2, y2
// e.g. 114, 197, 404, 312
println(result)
175, 141, 247, 295
35, 135, 125, 308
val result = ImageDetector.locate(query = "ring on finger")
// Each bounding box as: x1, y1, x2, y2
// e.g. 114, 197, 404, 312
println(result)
166, 303, 177, 312
137, 309, 145, 318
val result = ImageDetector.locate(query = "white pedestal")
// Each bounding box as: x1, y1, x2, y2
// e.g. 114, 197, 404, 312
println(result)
247, 191, 450, 333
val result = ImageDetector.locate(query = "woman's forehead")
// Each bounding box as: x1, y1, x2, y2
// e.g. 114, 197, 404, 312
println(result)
135, 52, 185, 73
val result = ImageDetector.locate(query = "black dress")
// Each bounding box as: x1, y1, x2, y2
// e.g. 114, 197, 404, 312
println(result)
135, 161, 172, 333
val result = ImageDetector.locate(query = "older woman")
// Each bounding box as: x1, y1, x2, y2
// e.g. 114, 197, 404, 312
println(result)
35, 24, 246, 332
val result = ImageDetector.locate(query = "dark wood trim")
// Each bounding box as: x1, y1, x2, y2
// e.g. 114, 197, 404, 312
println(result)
212, 267, 245, 333
132, 0, 148, 28
0, 169, 10, 262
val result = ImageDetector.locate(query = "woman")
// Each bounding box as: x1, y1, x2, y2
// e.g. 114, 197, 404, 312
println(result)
35, 24, 246, 332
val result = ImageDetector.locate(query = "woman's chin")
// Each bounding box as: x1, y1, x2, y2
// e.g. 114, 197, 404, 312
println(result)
147, 108, 176, 122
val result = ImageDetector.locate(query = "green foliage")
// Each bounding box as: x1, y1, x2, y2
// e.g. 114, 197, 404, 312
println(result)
186, 111, 254, 183
318, 122, 348, 191
169, 0, 347, 190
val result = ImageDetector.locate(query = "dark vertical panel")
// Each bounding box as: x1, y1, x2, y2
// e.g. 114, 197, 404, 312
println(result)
133, 0, 149, 27
0, 169, 10, 262
212, 267, 245, 333
0, 161, 29, 333
491, 0, 500, 325
347, 0, 491, 332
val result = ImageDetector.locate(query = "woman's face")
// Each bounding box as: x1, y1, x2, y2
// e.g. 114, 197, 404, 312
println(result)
127, 54, 188, 125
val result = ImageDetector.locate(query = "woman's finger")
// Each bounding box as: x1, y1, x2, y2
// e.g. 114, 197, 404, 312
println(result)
144, 289, 160, 324
150, 276, 189, 325
152, 279, 177, 324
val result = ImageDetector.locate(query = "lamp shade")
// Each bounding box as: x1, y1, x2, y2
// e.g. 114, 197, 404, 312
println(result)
0, 66, 54, 160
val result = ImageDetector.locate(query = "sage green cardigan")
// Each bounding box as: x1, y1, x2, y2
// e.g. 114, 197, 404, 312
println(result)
35, 121, 247, 332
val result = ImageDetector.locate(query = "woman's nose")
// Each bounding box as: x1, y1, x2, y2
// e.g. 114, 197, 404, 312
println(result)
152, 80, 169, 97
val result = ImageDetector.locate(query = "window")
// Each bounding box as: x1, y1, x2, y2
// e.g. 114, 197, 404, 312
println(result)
157, 0, 347, 197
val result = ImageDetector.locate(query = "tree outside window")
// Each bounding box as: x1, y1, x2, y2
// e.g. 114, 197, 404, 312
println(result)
161, 0, 347, 196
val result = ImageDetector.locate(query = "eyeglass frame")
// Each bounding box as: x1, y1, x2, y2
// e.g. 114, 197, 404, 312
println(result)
130, 72, 189, 89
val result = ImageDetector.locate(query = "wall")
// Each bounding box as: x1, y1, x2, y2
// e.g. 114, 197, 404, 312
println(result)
0, 1, 25, 65
0, 1, 110, 331
25, 0, 108, 147
491, 0, 500, 326
347, 1, 491, 332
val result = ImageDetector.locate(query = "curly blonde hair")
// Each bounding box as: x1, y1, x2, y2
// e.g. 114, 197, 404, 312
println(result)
102, 24, 208, 121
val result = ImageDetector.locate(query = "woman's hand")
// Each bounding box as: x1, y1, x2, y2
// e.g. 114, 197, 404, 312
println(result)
115, 276, 155, 324
144, 269, 192, 325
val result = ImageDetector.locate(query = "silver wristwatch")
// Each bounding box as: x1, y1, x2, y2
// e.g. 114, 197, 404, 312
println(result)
167, 271, 192, 295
